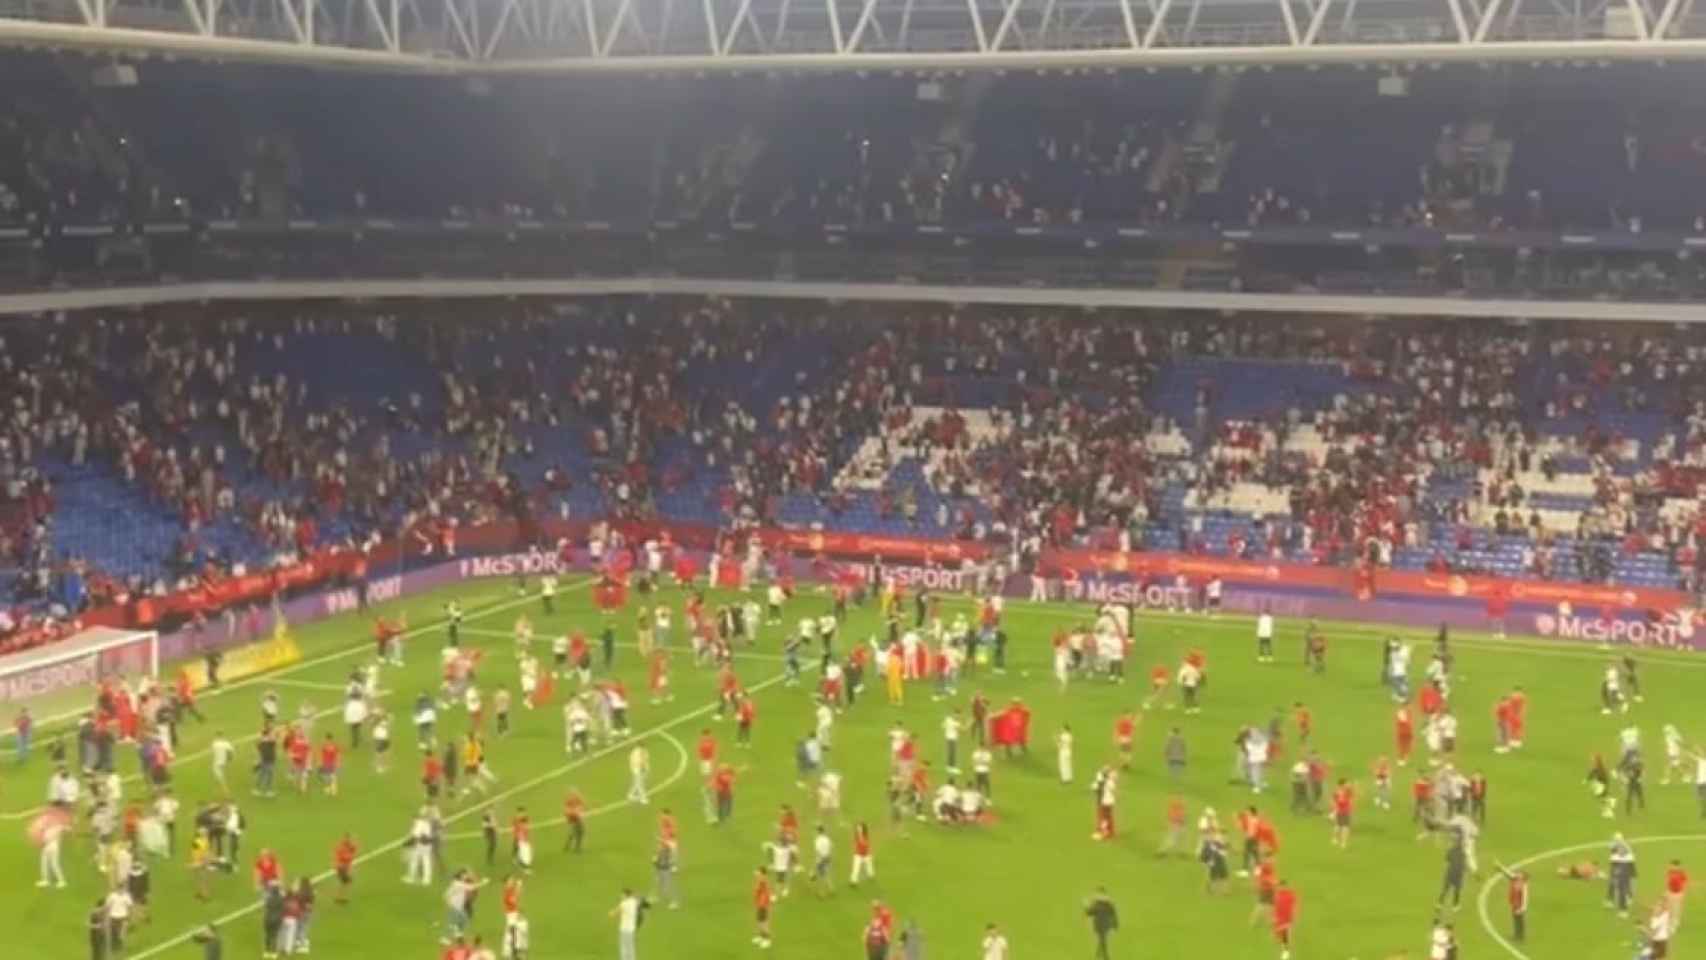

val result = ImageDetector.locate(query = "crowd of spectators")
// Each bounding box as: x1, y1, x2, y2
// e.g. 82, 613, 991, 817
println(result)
7, 54, 1706, 237
4, 298, 1706, 654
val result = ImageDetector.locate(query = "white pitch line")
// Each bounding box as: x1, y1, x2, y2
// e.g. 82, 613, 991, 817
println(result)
265, 679, 366, 693
128, 659, 811, 960
0, 581, 592, 821
440, 729, 691, 842
1474, 832, 1706, 960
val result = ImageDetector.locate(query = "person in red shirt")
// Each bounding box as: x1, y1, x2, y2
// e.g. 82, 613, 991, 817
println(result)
374, 615, 405, 665
1145, 665, 1169, 710
718, 666, 742, 718
1493, 696, 1514, 754
658, 809, 679, 852
511, 809, 533, 871
1666, 859, 1689, 924
1254, 815, 1279, 859
851, 823, 875, 887
648, 649, 671, 705
562, 789, 586, 853
1293, 703, 1312, 746
735, 695, 756, 747
1330, 780, 1355, 849
501, 874, 523, 917
1394, 705, 1415, 767
1419, 683, 1444, 718
1507, 686, 1527, 750
871, 900, 895, 938
778, 805, 800, 844
1271, 880, 1299, 959
1237, 807, 1261, 876
318, 734, 342, 796
288, 733, 312, 794
333, 834, 358, 903
1113, 713, 1137, 769
1159, 796, 1189, 857
1411, 776, 1434, 836
752, 867, 774, 948
440, 936, 472, 960
423, 749, 449, 799
175, 670, 204, 722
1495, 862, 1530, 943
712, 764, 738, 824
253, 848, 281, 891
863, 919, 890, 960
1248, 855, 1278, 925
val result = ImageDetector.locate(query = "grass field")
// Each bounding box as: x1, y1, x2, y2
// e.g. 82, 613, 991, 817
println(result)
7, 575, 1706, 960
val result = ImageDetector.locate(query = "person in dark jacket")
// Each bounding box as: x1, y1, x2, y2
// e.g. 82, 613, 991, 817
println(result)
192, 923, 224, 960
261, 883, 284, 958
1085, 887, 1119, 959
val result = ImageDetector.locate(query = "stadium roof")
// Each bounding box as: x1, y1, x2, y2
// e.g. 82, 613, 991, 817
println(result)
3, 0, 1702, 72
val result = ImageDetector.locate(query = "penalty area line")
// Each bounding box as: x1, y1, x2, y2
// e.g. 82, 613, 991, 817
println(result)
1474, 832, 1706, 960
128, 661, 810, 959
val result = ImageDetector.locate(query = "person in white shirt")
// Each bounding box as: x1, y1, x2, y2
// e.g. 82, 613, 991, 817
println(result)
1177, 660, 1203, 713
981, 922, 1011, 960
104, 886, 134, 950
1662, 724, 1686, 785
1255, 610, 1275, 662
47, 768, 80, 808
1057, 724, 1075, 784
742, 600, 762, 643
1603, 664, 1626, 715
372, 713, 392, 773
210, 734, 235, 792
959, 785, 985, 820
37, 818, 66, 888
443, 869, 485, 941
153, 791, 181, 854
565, 700, 590, 755
817, 771, 843, 821
1097, 630, 1125, 682
503, 913, 531, 960
611, 889, 643, 960
539, 573, 557, 615
934, 782, 962, 823
627, 745, 651, 805
1649, 900, 1675, 953
1620, 724, 1643, 770
405, 812, 434, 885
942, 713, 962, 773
519, 656, 539, 709
1426, 655, 1451, 699
811, 826, 834, 893
815, 702, 835, 750
654, 607, 673, 649
1437, 713, 1459, 754
1428, 920, 1453, 960
766, 584, 785, 625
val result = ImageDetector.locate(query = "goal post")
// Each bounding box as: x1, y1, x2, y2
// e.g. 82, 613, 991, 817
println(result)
0, 627, 159, 733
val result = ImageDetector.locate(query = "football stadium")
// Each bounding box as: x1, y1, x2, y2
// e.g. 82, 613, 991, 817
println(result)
3, 10, 1706, 960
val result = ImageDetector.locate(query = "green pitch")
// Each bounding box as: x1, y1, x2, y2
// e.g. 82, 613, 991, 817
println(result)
7, 577, 1706, 960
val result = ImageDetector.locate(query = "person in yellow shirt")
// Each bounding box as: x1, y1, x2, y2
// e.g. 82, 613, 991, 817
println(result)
462, 734, 497, 798
636, 609, 655, 658
189, 828, 213, 901
886, 647, 905, 706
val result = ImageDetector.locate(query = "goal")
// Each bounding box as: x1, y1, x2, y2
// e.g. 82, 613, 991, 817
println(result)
0, 626, 159, 730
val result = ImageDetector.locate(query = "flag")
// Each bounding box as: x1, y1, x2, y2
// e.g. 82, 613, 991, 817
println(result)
28, 808, 71, 847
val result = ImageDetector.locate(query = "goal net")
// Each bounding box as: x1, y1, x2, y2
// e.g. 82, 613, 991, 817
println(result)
0, 626, 158, 732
